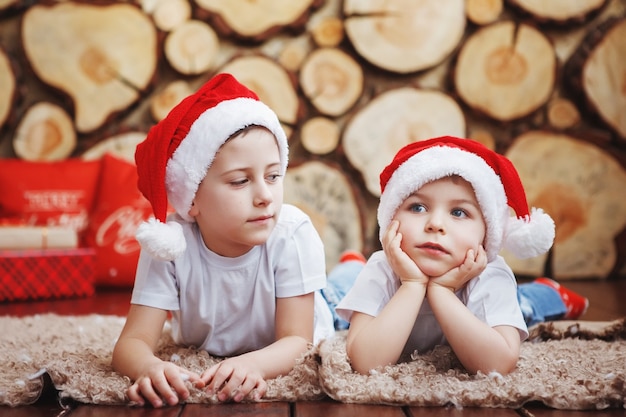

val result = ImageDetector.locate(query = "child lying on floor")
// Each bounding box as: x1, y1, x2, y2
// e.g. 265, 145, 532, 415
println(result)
335, 136, 588, 375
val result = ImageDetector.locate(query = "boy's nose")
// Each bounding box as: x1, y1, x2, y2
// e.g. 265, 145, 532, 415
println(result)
425, 213, 445, 233
254, 181, 273, 205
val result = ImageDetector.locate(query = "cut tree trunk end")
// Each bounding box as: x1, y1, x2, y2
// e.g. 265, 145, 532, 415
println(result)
454, 21, 557, 122
195, 0, 322, 42
299, 47, 363, 117
300, 117, 340, 155
164, 20, 220, 76
21, 2, 158, 134
284, 160, 365, 270
220, 55, 302, 133
507, 0, 608, 25
342, 87, 466, 196
13, 102, 76, 161
503, 130, 626, 279
82, 131, 146, 164
343, 0, 466, 73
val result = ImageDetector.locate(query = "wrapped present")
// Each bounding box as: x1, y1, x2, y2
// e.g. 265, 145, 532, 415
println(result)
0, 248, 95, 301
0, 226, 78, 250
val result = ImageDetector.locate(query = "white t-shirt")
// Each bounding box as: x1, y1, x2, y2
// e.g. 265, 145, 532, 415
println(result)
131, 204, 335, 357
336, 250, 528, 357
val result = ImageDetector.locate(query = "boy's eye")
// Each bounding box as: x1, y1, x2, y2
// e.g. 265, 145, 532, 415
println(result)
267, 173, 282, 182
451, 208, 467, 218
408, 203, 426, 213
230, 178, 248, 186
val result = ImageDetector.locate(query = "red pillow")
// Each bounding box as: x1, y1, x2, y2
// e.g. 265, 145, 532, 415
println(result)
84, 154, 153, 287
0, 158, 101, 241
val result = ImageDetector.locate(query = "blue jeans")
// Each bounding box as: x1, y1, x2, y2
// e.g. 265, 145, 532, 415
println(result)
517, 282, 566, 326
321, 261, 363, 330
323, 262, 567, 329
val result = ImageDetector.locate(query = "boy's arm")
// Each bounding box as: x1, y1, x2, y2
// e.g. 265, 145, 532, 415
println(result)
427, 285, 521, 374
112, 304, 169, 379
200, 292, 314, 402
346, 281, 427, 374
112, 304, 201, 407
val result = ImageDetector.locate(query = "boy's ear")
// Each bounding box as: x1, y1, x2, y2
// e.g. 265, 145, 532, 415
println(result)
188, 200, 198, 217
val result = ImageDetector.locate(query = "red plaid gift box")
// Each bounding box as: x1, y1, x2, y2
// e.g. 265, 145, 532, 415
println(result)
0, 248, 95, 301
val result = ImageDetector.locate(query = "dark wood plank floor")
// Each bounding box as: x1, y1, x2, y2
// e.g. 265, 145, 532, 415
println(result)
1, 279, 625, 416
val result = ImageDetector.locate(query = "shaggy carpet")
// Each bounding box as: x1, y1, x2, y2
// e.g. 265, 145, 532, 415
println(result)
1, 314, 624, 409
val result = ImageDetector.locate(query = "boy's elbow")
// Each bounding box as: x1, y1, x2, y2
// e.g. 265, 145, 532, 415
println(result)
477, 352, 519, 375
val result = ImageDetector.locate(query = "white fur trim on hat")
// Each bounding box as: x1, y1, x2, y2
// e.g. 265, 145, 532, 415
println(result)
135, 218, 187, 261
377, 146, 509, 262
165, 97, 288, 222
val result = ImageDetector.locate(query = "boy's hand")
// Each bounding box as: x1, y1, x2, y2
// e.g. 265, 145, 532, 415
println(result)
383, 220, 429, 285
429, 246, 487, 292
201, 356, 267, 402
127, 360, 201, 408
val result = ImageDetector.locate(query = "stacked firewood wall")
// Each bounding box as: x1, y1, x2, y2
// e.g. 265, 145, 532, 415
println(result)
0, 0, 625, 279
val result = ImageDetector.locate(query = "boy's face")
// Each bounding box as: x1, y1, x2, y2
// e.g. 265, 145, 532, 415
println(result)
393, 176, 486, 277
189, 127, 283, 257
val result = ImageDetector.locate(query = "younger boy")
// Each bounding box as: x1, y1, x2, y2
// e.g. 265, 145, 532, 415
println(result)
336, 136, 587, 375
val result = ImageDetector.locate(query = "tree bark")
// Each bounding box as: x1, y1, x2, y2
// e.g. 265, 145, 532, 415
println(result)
0, 46, 16, 133
503, 130, 626, 279
454, 21, 557, 121
565, 17, 626, 141
21, 2, 158, 134
284, 160, 365, 270
299, 47, 363, 117
342, 87, 466, 196
13, 102, 76, 161
343, 0, 465, 73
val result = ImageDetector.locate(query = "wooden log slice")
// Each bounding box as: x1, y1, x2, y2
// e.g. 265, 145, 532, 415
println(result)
284, 160, 364, 270
149, 80, 193, 122
164, 20, 220, 75
343, 0, 465, 73
151, 0, 191, 32
21, 3, 158, 134
466, 0, 503, 25
343, 87, 466, 197
0, 0, 20, 14
506, 0, 608, 25
310, 16, 344, 48
546, 97, 581, 130
565, 17, 626, 141
219, 55, 302, 131
503, 130, 626, 280
299, 47, 363, 117
82, 131, 146, 163
194, 0, 322, 42
13, 102, 76, 161
454, 21, 557, 122
300, 116, 340, 155
0, 46, 16, 131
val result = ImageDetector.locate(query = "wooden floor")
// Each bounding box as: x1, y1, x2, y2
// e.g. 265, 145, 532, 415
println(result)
1, 278, 625, 417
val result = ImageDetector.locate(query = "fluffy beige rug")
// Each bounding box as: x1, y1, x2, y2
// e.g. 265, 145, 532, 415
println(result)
1, 314, 624, 410
0, 314, 323, 407
319, 319, 626, 410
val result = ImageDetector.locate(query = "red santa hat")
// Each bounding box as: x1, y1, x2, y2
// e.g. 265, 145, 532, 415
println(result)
134, 73, 288, 261
377, 136, 554, 262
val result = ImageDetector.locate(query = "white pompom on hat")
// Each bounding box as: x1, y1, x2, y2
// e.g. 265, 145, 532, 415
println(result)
134, 73, 288, 261
377, 136, 554, 262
